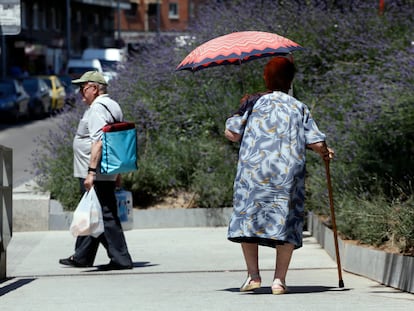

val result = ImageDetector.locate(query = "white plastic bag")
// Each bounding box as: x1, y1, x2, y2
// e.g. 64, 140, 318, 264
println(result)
70, 187, 104, 238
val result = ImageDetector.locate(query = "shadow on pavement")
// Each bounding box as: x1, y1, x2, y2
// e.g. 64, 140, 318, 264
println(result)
82, 261, 158, 272
221, 285, 349, 294
0, 278, 36, 297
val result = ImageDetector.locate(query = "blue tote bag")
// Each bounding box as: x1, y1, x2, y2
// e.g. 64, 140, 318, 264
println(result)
100, 104, 138, 175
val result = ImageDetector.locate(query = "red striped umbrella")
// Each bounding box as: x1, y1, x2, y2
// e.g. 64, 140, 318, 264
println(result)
176, 31, 303, 72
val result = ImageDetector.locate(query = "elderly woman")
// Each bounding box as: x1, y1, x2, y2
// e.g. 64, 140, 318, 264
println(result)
225, 56, 333, 294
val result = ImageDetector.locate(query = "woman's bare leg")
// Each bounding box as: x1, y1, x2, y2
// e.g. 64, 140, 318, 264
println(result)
274, 243, 295, 282
241, 242, 260, 281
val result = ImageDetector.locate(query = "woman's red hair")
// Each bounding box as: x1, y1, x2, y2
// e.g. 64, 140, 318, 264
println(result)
263, 56, 295, 92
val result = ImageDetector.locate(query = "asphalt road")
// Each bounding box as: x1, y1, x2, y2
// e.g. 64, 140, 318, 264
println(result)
0, 116, 60, 187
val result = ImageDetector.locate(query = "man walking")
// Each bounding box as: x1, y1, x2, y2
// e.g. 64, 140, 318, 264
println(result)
59, 71, 133, 270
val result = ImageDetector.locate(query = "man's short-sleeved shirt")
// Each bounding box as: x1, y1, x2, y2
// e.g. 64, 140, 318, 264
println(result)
73, 94, 123, 181
89, 94, 123, 142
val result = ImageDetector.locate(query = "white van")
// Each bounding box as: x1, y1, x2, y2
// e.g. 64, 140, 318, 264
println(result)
66, 58, 103, 79
82, 48, 125, 71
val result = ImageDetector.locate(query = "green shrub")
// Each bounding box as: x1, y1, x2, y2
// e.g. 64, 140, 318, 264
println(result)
31, 107, 82, 210
189, 138, 237, 208
122, 132, 199, 207
336, 193, 392, 246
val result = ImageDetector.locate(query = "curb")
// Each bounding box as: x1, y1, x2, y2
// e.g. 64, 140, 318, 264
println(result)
48, 200, 233, 230
12, 182, 233, 231
308, 212, 414, 294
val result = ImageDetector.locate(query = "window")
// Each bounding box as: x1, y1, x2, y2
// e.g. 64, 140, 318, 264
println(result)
73, 10, 81, 32
169, 3, 179, 19
148, 3, 157, 16
21, 2, 27, 29
126, 2, 138, 17
39, 6, 46, 30
103, 16, 111, 31
76, 11, 81, 24
50, 8, 56, 30
33, 3, 39, 29
54, 7, 62, 31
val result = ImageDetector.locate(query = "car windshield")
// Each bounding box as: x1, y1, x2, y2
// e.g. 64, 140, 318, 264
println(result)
68, 67, 97, 75
100, 60, 119, 71
42, 79, 52, 88
59, 76, 70, 85
0, 81, 15, 96
22, 79, 37, 95
59, 76, 74, 92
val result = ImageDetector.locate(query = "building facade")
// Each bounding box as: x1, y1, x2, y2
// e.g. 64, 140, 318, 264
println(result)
1, 0, 205, 77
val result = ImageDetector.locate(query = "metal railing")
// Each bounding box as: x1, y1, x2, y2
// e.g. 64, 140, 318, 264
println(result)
0, 145, 12, 280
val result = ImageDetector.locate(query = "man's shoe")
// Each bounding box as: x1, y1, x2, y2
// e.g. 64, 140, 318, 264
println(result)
97, 262, 133, 271
59, 256, 91, 268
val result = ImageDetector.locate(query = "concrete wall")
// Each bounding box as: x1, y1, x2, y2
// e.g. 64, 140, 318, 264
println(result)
12, 181, 50, 232
48, 201, 233, 231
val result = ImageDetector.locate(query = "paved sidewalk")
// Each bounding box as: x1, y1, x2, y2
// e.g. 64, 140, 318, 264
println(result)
1, 227, 413, 310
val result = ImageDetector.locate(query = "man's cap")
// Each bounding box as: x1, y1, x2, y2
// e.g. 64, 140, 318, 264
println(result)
71, 71, 108, 85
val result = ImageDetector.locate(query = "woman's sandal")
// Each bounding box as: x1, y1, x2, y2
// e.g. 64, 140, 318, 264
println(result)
271, 278, 288, 295
240, 273, 261, 292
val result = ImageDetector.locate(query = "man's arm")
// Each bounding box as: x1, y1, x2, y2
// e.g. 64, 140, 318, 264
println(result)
84, 140, 102, 191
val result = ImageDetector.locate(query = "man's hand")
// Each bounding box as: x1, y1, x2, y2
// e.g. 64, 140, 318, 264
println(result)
84, 172, 94, 191
115, 174, 121, 188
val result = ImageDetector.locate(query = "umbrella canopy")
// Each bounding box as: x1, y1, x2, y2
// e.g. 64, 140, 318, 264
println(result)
176, 31, 303, 72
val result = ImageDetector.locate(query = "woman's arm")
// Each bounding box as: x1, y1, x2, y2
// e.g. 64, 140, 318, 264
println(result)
307, 141, 334, 161
224, 129, 242, 142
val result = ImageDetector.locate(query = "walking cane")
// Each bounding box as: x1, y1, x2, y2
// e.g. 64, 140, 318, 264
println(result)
324, 158, 345, 288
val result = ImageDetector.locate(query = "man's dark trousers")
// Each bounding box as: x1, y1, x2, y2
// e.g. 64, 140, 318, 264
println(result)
74, 180, 132, 267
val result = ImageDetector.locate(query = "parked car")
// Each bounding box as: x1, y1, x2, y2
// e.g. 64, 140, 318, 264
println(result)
38, 75, 66, 112
82, 48, 124, 72
21, 76, 52, 119
66, 58, 115, 82
58, 74, 77, 108
66, 58, 103, 79
0, 78, 30, 122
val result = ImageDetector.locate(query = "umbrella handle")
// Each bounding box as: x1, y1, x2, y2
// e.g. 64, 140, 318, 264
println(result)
324, 159, 345, 288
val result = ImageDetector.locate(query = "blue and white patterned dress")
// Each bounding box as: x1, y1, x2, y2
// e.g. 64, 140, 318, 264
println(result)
226, 91, 326, 249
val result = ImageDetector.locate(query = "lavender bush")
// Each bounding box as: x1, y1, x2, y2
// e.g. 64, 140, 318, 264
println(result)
31, 102, 84, 208
31, 0, 413, 252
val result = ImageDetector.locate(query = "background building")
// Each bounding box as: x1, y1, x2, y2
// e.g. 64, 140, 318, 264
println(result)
1, 0, 205, 77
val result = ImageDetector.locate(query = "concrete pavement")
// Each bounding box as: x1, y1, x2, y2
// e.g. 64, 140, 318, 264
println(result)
1, 227, 413, 310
